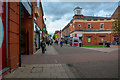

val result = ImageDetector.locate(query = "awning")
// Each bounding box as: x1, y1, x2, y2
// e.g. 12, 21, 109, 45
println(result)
64, 36, 70, 39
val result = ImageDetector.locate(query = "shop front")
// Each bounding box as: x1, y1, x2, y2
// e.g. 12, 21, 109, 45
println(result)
0, 2, 9, 76
34, 22, 42, 52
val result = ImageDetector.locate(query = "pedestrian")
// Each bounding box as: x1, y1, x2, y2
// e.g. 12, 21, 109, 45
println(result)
47, 40, 50, 46
106, 41, 110, 47
56, 40, 58, 45
41, 39, 46, 54
60, 40, 63, 47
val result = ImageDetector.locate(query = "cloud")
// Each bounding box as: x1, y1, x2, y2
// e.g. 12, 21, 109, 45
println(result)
45, 13, 72, 33
42, 2, 118, 34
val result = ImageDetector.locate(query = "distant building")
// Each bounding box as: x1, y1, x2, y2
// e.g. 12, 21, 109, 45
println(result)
55, 30, 60, 40
62, 5, 119, 45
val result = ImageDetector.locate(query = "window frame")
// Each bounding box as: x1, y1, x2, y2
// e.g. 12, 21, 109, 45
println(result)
100, 23, 104, 29
88, 24, 91, 29
88, 38, 91, 43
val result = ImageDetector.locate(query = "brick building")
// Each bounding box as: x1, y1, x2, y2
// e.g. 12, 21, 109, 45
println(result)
62, 22, 71, 38
0, 1, 45, 77
63, 6, 119, 45
55, 30, 60, 40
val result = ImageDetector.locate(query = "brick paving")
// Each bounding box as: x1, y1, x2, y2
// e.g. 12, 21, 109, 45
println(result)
5, 64, 69, 78
4, 45, 74, 78
4, 44, 118, 78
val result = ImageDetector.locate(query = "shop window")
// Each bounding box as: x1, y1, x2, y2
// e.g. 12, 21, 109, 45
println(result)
88, 38, 91, 42
101, 38, 104, 42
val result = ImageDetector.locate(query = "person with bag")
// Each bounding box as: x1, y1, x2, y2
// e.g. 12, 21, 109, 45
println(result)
41, 39, 46, 54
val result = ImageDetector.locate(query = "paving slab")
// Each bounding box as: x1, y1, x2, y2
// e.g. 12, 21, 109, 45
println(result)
5, 64, 71, 78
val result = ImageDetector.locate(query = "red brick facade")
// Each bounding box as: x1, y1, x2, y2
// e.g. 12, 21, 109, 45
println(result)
70, 16, 115, 45
8, 2, 20, 70
1, 1, 45, 77
62, 6, 119, 45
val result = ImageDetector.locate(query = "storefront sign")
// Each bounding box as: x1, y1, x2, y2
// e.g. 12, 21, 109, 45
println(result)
77, 33, 82, 37
42, 27, 46, 31
88, 38, 91, 42
0, 17, 4, 48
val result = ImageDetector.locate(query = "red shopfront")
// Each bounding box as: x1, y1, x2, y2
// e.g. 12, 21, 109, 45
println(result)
0, 2, 7, 73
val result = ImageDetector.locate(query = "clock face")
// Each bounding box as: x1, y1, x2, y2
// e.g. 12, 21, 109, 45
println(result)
0, 17, 4, 48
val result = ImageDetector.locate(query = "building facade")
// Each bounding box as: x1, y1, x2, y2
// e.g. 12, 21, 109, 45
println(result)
63, 6, 119, 45
55, 31, 60, 40
0, 1, 45, 77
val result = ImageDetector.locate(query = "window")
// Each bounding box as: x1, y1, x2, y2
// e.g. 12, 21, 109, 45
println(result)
77, 10, 80, 15
100, 24, 104, 29
73, 25, 75, 28
114, 23, 118, 27
88, 38, 91, 42
35, 0, 39, 8
88, 24, 91, 28
78, 24, 81, 27
101, 38, 104, 42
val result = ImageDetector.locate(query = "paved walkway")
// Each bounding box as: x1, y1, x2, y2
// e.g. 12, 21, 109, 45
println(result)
5, 64, 68, 78
5, 45, 75, 78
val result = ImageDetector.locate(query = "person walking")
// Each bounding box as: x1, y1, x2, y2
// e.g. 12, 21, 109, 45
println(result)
41, 39, 46, 54
60, 40, 63, 47
47, 40, 50, 46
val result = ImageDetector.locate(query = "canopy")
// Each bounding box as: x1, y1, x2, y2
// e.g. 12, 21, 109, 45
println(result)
64, 36, 70, 39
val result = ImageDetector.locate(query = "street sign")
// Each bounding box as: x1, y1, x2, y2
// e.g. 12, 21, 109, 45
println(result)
43, 27, 46, 31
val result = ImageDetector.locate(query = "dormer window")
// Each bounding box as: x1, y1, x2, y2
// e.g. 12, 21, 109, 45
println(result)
100, 24, 104, 29
74, 7, 82, 15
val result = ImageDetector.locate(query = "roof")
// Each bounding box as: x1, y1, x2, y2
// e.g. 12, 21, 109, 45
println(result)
84, 16, 109, 19
74, 7, 82, 10
55, 31, 60, 34
62, 20, 73, 31
112, 6, 120, 18
73, 15, 111, 19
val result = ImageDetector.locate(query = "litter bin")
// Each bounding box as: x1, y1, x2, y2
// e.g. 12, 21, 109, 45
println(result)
106, 42, 110, 47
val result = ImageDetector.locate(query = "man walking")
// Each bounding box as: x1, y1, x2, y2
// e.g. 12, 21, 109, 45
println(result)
41, 39, 46, 53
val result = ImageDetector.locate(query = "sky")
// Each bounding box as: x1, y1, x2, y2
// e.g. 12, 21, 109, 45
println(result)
41, 1, 119, 35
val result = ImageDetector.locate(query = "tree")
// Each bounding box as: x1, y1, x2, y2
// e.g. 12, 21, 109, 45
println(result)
112, 18, 120, 37
52, 34, 55, 40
